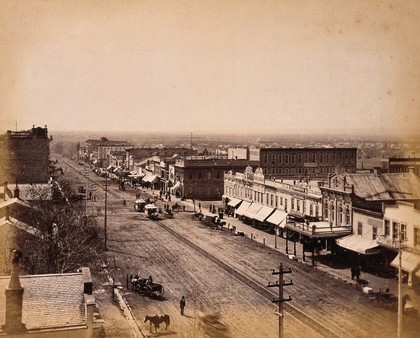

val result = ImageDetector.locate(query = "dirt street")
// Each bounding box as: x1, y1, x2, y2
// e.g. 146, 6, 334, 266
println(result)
60, 158, 418, 338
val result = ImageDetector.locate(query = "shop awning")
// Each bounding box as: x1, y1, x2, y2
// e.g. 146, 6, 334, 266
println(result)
336, 235, 380, 255
235, 201, 251, 216
142, 175, 158, 183
391, 251, 420, 275
242, 203, 263, 219
253, 206, 275, 222
227, 198, 242, 208
170, 181, 181, 191
266, 209, 288, 228
128, 173, 144, 178
130, 171, 137, 175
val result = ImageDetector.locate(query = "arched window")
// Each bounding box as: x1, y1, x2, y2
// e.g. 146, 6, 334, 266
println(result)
345, 207, 350, 225
324, 200, 329, 220
330, 202, 335, 223
339, 205, 343, 225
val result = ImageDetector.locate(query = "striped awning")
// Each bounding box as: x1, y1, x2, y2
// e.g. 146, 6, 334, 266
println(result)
253, 206, 275, 222
242, 203, 263, 219
235, 201, 251, 216
266, 210, 288, 228
227, 198, 242, 208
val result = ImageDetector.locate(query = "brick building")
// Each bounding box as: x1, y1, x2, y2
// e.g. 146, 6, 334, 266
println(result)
0, 126, 51, 184
260, 147, 357, 180
388, 157, 420, 176
174, 157, 259, 200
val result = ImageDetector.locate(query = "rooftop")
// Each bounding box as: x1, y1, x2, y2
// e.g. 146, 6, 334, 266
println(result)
0, 272, 87, 331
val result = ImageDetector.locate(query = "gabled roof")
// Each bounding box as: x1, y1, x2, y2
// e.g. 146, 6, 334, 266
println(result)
345, 172, 420, 201
0, 216, 42, 238
0, 272, 87, 330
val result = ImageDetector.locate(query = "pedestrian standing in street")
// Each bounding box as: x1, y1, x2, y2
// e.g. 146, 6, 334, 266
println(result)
180, 296, 186, 315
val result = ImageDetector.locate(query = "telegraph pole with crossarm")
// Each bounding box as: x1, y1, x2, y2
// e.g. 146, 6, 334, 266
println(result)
267, 263, 293, 338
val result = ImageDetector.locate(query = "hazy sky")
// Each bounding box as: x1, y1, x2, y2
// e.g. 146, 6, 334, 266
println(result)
1, 0, 419, 136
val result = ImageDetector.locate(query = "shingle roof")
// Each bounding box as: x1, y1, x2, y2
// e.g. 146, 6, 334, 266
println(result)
346, 172, 420, 201
0, 273, 86, 330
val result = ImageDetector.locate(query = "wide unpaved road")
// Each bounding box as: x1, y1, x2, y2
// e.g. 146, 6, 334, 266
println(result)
60, 158, 417, 338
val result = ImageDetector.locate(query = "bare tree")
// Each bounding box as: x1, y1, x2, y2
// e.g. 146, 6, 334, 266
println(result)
17, 180, 102, 274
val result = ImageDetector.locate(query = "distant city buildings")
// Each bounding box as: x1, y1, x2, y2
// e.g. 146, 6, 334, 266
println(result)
0, 126, 51, 184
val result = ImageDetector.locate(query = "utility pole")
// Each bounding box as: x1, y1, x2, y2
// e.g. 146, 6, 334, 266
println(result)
397, 222, 404, 338
104, 173, 108, 251
267, 263, 293, 338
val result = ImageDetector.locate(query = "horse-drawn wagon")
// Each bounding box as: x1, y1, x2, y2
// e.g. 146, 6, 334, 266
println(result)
145, 204, 159, 219
130, 276, 164, 298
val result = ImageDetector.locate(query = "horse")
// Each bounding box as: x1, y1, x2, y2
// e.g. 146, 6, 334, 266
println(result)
144, 314, 170, 333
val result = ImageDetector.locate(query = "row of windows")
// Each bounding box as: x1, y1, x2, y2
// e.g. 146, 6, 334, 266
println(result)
383, 219, 407, 241
226, 186, 320, 218
264, 167, 354, 175
263, 152, 355, 165
324, 201, 351, 226
187, 171, 222, 180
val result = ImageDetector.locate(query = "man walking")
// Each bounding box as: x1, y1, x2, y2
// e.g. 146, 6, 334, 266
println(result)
180, 296, 186, 315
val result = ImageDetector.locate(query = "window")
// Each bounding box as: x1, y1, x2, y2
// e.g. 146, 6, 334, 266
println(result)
272, 154, 276, 164
296, 200, 300, 212
320, 154, 323, 163
310, 203, 314, 216
275, 196, 278, 208
392, 221, 399, 240
357, 222, 363, 235
315, 205, 319, 217
415, 228, 420, 246
331, 203, 335, 222
198, 172, 202, 179
271, 194, 274, 206
324, 200, 329, 220
271, 168, 276, 174
264, 154, 268, 164
216, 171, 220, 179
298, 154, 302, 163
401, 223, 407, 241
266, 193, 269, 204
291, 155, 295, 164
189, 171, 193, 179
345, 207, 350, 225
312, 154, 316, 162
280, 197, 283, 205
339, 205, 343, 225
291, 198, 295, 210
372, 227, 377, 240
384, 219, 390, 237
285, 154, 289, 164
278, 154, 282, 164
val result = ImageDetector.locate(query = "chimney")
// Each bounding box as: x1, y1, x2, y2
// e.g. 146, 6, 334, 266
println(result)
373, 167, 381, 175
5, 206, 10, 221
3, 250, 27, 334
4, 182, 7, 201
